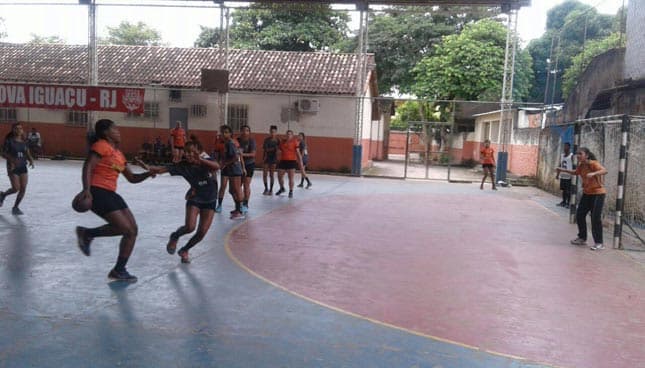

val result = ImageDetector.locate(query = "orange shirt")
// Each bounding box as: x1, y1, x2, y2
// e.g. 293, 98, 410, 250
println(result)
480, 147, 495, 165
279, 139, 299, 161
90, 140, 126, 192
575, 160, 607, 195
170, 127, 186, 147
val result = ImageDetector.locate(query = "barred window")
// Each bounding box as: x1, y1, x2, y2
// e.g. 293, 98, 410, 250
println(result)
144, 102, 160, 118
227, 104, 248, 132
0, 108, 17, 123
191, 104, 207, 117
67, 110, 89, 127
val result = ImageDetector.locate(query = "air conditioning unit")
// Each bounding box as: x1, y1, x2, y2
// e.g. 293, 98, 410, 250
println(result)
297, 98, 319, 113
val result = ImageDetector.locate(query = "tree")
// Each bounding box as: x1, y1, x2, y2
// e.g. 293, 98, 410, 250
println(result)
561, 33, 625, 99
29, 34, 65, 44
352, 6, 497, 94
104, 21, 163, 46
526, 0, 617, 103
227, 3, 350, 51
194, 26, 226, 48
411, 19, 532, 102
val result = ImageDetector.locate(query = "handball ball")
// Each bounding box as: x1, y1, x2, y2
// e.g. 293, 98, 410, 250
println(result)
72, 192, 92, 213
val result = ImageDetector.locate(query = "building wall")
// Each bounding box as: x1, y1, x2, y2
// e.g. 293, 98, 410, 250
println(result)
624, 1, 645, 80
5, 88, 359, 171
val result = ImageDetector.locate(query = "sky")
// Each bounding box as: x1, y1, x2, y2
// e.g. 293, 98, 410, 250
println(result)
0, 0, 626, 47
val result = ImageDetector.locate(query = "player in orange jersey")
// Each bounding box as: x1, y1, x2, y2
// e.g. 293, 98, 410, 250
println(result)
479, 139, 497, 190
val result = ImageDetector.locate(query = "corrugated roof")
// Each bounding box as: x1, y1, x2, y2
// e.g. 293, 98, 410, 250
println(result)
0, 43, 375, 95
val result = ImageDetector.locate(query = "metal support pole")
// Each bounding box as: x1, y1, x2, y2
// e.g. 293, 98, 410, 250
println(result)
404, 126, 410, 179
613, 115, 630, 249
497, 8, 518, 183
569, 123, 581, 223
352, 4, 367, 176
87, 0, 97, 132
425, 123, 430, 179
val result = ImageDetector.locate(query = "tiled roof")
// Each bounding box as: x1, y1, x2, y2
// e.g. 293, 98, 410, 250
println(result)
0, 43, 375, 95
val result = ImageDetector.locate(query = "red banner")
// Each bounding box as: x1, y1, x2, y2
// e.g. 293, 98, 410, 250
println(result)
0, 83, 145, 114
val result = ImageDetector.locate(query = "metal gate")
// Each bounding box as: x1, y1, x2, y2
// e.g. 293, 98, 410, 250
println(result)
403, 121, 457, 181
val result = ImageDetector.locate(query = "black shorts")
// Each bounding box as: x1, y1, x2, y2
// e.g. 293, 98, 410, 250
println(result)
301, 155, 309, 167
90, 186, 128, 217
560, 178, 572, 191
278, 160, 298, 170
244, 162, 255, 178
8, 166, 27, 176
186, 200, 217, 211
264, 155, 277, 165
482, 163, 494, 169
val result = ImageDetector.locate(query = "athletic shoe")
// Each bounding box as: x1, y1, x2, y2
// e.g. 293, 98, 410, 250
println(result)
275, 188, 285, 196
178, 249, 190, 264
75, 226, 91, 256
590, 244, 605, 251
230, 211, 246, 220
108, 268, 138, 283
166, 233, 178, 255
262, 190, 269, 195
12, 207, 23, 215
215, 205, 222, 213
306, 182, 312, 189
557, 201, 565, 207
241, 205, 249, 214
297, 183, 304, 188
288, 191, 293, 198
570, 237, 587, 246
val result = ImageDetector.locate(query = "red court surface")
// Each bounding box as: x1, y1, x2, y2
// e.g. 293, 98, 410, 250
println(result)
228, 193, 645, 368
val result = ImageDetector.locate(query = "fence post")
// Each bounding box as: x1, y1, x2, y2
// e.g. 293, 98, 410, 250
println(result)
613, 115, 630, 249
569, 122, 581, 224
404, 126, 411, 179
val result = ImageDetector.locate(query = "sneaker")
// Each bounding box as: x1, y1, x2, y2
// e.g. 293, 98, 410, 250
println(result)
230, 211, 246, 220
590, 244, 605, 251
166, 233, 178, 255
297, 183, 304, 188
275, 188, 285, 196
12, 207, 23, 215
557, 201, 565, 207
178, 249, 190, 264
241, 205, 249, 214
288, 191, 293, 198
215, 205, 222, 213
75, 226, 92, 256
262, 190, 269, 195
570, 237, 587, 246
306, 182, 312, 189
108, 268, 138, 283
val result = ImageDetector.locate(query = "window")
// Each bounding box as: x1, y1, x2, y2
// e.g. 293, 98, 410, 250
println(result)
67, 110, 88, 127
191, 104, 207, 117
169, 89, 182, 102
0, 108, 17, 123
144, 102, 160, 118
227, 104, 248, 132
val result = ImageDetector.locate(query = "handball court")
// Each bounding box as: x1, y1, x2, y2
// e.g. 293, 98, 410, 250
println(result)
0, 160, 643, 368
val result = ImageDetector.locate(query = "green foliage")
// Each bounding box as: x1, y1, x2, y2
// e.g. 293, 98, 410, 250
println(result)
28, 34, 65, 44
227, 4, 350, 51
390, 100, 445, 130
561, 33, 625, 99
364, 6, 497, 94
105, 21, 163, 46
194, 26, 226, 48
411, 19, 531, 102
527, 1, 617, 103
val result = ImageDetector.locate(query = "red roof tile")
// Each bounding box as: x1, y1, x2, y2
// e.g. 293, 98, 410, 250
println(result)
0, 43, 374, 95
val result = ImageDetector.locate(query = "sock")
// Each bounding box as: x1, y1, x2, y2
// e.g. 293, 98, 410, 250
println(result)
235, 201, 241, 212
306, 177, 311, 185
115, 257, 128, 272
218, 197, 223, 206
300, 178, 304, 185
243, 200, 248, 207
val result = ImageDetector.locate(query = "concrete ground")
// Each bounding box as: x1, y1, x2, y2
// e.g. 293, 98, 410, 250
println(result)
0, 160, 643, 368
